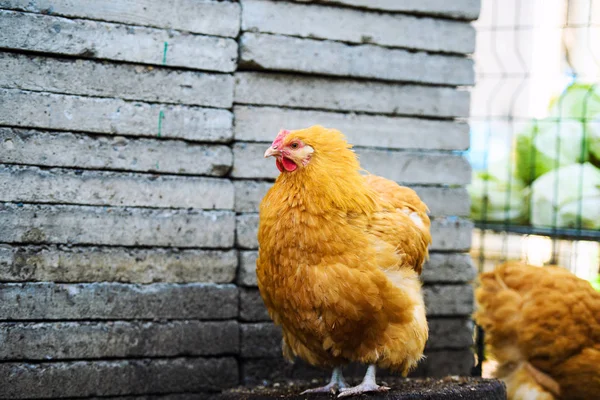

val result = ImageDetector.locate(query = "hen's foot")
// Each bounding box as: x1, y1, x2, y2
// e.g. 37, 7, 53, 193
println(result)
337, 364, 389, 398
337, 382, 390, 398
301, 367, 348, 395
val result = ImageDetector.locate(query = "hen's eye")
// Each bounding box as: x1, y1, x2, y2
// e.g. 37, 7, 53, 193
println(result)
290, 142, 299, 149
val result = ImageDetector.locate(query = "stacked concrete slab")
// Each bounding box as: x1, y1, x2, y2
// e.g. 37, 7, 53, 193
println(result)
0, 0, 479, 397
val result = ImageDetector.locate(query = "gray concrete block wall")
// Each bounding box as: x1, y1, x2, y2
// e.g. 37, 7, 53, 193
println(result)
0, 0, 479, 397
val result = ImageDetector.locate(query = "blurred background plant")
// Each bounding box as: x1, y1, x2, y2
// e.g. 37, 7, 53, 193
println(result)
469, 0, 600, 375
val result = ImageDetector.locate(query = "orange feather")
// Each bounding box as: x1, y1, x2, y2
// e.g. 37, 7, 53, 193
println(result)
257, 126, 432, 374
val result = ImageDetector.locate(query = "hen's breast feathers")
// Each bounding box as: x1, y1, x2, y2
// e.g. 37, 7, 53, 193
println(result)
256, 172, 432, 371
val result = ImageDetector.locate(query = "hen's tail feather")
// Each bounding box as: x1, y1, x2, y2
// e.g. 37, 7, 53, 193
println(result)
524, 362, 561, 398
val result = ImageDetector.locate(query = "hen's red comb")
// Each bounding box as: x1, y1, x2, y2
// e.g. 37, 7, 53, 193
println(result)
271, 129, 290, 149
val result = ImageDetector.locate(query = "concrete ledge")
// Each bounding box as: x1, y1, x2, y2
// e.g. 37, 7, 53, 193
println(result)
0, 203, 235, 248
237, 251, 475, 287
239, 284, 473, 322
222, 377, 504, 399
0, 89, 233, 142
0, 129, 232, 176
240, 33, 474, 85
0, 53, 234, 108
0, 282, 238, 320
233, 181, 470, 217
232, 143, 471, 185
0, 10, 237, 72
0, 357, 238, 399
236, 213, 473, 251
234, 73, 470, 118
0, 165, 234, 209
241, 0, 475, 54
290, 0, 482, 20
240, 319, 473, 358
233, 106, 470, 151
0, 245, 238, 283
0, 321, 239, 360
2, 0, 241, 37
240, 352, 477, 384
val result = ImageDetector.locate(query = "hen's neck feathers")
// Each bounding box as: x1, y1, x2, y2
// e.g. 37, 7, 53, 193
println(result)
272, 145, 380, 215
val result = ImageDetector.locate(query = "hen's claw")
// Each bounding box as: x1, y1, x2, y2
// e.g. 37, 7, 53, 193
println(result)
301, 367, 348, 395
300, 382, 341, 395
337, 364, 388, 398
337, 383, 390, 398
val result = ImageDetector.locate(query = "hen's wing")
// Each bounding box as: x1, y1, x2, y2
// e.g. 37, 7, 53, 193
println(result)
364, 175, 431, 274
475, 262, 600, 400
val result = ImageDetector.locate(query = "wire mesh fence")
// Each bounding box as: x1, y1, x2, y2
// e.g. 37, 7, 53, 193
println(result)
468, 0, 600, 375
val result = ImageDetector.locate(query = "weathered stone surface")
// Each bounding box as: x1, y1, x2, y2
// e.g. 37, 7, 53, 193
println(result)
239, 284, 473, 322
412, 187, 470, 217
0, 204, 235, 248
291, 0, 481, 20
0, 358, 238, 398
427, 319, 474, 350
234, 106, 470, 151
0, 129, 232, 176
0, 282, 238, 320
0, 10, 237, 72
240, 323, 282, 358
0, 53, 234, 107
239, 319, 472, 360
240, 350, 474, 383
240, 288, 270, 322
241, 0, 475, 54
1, 0, 241, 37
0, 89, 233, 142
236, 213, 472, 251
237, 251, 475, 287
410, 349, 474, 377
237, 250, 259, 286
421, 253, 476, 283
232, 143, 471, 186
236, 213, 261, 249
429, 218, 473, 251
241, 357, 322, 384
0, 245, 237, 283
423, 284, 474, 316
234, 180, 469, 217
0, 165, 234, 209
0, 320, 239, 360
240, 33, 474, 85
235, 73, 470, 118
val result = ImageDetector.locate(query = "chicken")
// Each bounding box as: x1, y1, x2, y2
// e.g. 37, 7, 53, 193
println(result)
256, 126, 432, 397
474, 261, 600, 400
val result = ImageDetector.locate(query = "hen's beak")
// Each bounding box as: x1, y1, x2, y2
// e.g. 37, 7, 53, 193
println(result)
264, 146, 281, 158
